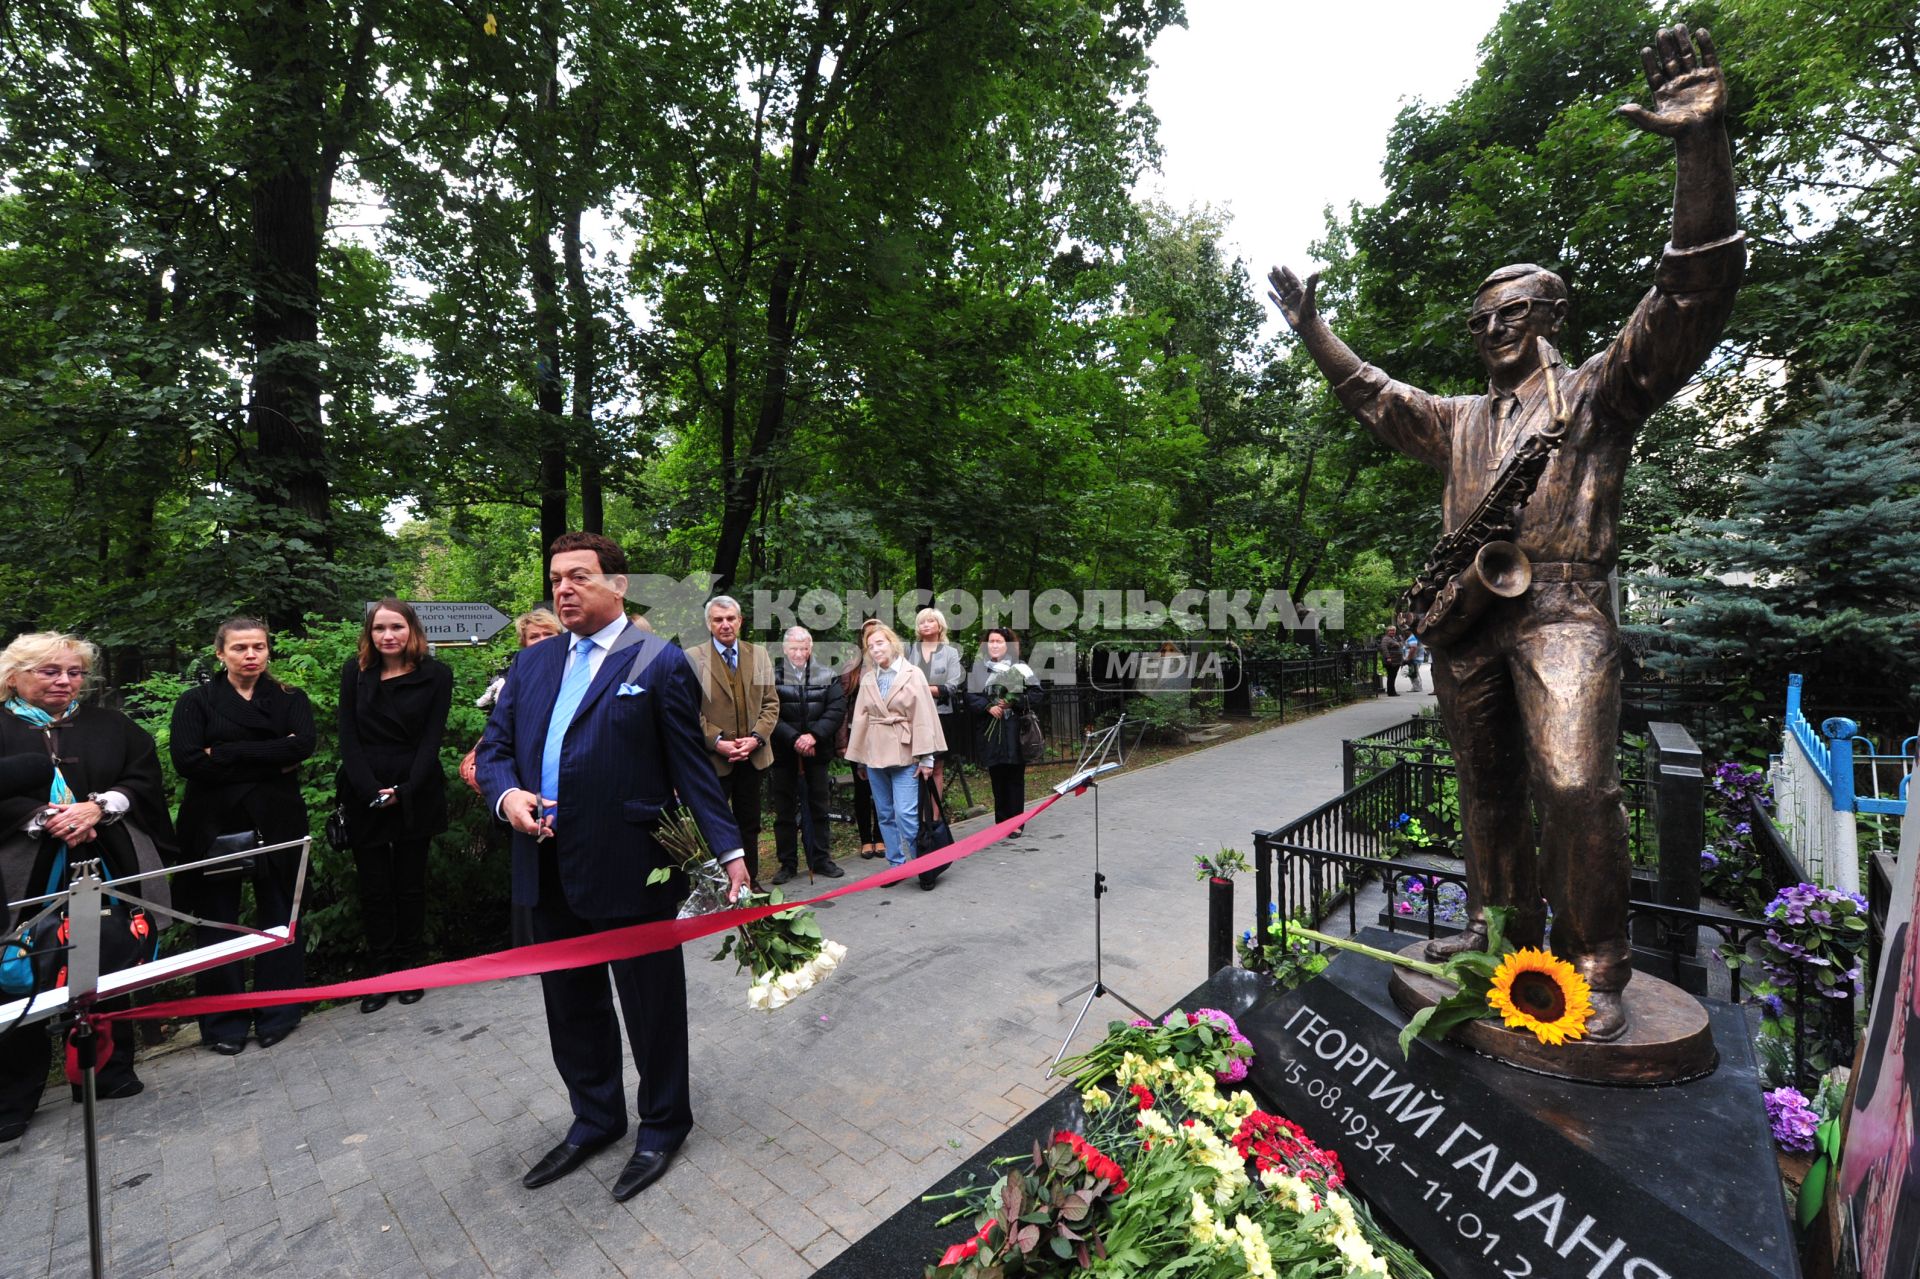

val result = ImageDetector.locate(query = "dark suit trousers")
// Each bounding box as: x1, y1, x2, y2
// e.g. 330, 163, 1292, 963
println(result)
718, 765, 765, 881
527, 841, 691, 1152
769, 755, 833, 870
193, 865, 306, 1043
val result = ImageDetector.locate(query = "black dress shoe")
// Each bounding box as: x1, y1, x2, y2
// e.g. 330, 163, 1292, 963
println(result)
256, 1029, 293, 1050
810, 860, 845, 878
769, 867, 796, 886
0, 1120, 28, 1143
610, 1148, 675, 1202
359, 994, 389, 1014
206, 1039, 247, 1056
396, 990, 425, 1005
522, 1134, 618, 1190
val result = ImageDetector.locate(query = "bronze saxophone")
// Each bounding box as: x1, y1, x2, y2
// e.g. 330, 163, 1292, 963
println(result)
1400, 338, 1572, 647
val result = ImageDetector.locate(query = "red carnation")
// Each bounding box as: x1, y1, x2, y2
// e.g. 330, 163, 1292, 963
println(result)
1128, 1083, 1155, 1110
1052, 1131, 1129, 1195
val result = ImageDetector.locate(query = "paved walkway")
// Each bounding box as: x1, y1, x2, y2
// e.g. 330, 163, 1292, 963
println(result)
0, 684, 1435, 1278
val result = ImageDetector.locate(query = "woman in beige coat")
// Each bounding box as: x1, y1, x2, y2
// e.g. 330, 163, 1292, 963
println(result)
844, 624, 946, 867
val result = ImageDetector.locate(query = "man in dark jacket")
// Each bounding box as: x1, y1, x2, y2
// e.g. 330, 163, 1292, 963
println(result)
769, 626, 845, 885
1378, 626, 1403, 696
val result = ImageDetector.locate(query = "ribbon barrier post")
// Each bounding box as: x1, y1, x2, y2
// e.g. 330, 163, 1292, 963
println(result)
0, 838, 310, 1279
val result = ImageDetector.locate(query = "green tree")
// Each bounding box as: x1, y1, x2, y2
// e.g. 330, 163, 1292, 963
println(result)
1637, 378, 1920, 700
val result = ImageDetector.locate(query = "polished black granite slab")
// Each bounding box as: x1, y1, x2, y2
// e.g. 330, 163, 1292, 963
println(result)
818, 944, 1797, 1278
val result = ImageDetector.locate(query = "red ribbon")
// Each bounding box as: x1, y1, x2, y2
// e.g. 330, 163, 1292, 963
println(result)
98, 793, 1065, 1023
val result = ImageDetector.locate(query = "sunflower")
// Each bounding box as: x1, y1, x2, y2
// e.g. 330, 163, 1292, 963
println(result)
1486, 948, 1594, 1045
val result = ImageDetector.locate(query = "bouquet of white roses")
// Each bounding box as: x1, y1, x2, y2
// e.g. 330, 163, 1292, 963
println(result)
982, 659, 1035, 745
652, 809, 848, 1011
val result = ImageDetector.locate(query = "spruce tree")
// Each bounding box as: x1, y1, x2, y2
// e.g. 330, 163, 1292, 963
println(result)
1637, 379, 1920, 707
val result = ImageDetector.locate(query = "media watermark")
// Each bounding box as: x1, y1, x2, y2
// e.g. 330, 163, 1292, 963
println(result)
624, 576, 1343, 641
1087, 640, 1244, 693
618, 577, 1344, 688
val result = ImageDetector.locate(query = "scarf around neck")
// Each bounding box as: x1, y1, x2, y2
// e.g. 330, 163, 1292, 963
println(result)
5, 695, 78, 810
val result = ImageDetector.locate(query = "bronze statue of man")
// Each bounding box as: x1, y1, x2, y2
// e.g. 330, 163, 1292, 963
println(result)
1270, 26, 1742, 1040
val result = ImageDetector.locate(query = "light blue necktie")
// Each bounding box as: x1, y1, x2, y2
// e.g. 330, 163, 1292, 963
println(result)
539, 638, 597, 819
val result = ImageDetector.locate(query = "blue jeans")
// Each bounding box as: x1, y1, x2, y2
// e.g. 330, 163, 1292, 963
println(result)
867, 764, 920, 866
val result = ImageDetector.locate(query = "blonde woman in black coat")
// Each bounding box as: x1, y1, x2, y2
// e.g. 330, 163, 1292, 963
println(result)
170, 618, 317, 1055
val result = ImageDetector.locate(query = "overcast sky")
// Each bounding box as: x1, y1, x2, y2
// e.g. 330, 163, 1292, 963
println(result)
1139, 0, 1508, 328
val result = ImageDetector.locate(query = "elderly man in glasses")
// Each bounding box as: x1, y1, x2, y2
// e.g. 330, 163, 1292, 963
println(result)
1267, 27, 1743, 1041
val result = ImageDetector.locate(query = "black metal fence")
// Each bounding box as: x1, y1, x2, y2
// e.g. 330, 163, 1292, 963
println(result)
1240, 756, 1856, 1091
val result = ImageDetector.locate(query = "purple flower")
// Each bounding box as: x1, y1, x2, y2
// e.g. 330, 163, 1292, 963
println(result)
1765, 1088, 1819, 1153
1760, 994, 1786, 1019
1192, 1008, 1240, 1037
1701, 849, 1720, 869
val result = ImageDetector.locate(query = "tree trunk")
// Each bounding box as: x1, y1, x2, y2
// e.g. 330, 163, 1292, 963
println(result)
529, 12, 568, 554
563, 197, 601, 536
915, 531, 933, 596
709, 3, 846, 591
241, 0, 331, 623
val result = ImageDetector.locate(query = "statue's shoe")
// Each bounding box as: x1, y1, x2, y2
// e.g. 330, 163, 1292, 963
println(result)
1422, 928, 1487, 962
1585, 989, 1627, 1041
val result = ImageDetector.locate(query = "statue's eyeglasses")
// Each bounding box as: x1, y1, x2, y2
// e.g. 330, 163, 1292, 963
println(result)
1468, 297, 1550, 334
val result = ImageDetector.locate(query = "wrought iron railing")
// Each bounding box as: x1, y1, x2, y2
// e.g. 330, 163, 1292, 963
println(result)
1245, 826, 1847, 1091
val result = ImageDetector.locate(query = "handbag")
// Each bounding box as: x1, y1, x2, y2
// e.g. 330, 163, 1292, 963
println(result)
1017, 708, 1045, 764
914, 778, 955, 889
202, 829, 264, 879
325, 801, 353, 851
0, 850, 155, 996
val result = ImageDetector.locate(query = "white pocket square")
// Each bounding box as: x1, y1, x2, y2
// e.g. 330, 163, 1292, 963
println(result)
617, 683, 646, 697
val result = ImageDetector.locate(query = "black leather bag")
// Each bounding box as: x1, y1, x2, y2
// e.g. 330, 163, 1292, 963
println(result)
202, 829, 264, 878
914, 778, 954, 890
1017, 709, 1045, 764
3, 855, 155, 995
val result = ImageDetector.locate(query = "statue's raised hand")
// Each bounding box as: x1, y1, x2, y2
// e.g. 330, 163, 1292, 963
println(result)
1267, 265, 1320, 332
1618, 25, 1726, 137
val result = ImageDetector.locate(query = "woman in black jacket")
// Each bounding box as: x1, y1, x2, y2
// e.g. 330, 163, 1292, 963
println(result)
968, 628, 1041, 827
170, 617, 317, 1055
0, 631, 176, 1142
337, 598, 452, 1012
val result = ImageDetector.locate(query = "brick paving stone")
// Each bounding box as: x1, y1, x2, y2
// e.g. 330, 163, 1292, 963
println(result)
113, 1235, 173, 1278
813, 1151, 892, 1206
623, 1181, 708, 1260
274, 1178, 336, 1237
737, 1233, 814, 1279
168, 1224, 229, 1272
221, 1181, 283, 1238
675, 1238, 759, 1279
758, 1151, 829, 1202
802, 1229, 853, 1270
963, 1112, 1009, 1143
748, 1190, 830, 1251
227, 1219, 296, 1273
165, 1187, 222, 1242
